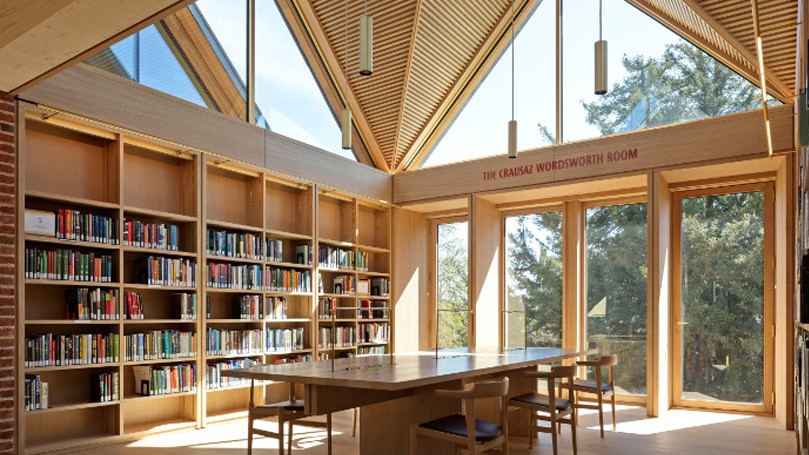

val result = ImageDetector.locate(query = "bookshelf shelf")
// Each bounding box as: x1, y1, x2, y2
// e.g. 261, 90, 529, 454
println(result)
25, 400, 119, 414
122, 246, 197, 258
18, 115, 393, 452
25, 191, 121, 210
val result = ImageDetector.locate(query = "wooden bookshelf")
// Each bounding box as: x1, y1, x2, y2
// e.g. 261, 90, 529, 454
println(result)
17, 115, 393, 453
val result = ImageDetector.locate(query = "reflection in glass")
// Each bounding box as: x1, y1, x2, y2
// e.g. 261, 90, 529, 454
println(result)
585, 203, 647, 395
680, 191, 764, 404
437, 222, 469, 349
505, 212, 563, 348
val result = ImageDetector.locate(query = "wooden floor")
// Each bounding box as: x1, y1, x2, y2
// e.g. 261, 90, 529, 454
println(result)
54, 405, 794, 454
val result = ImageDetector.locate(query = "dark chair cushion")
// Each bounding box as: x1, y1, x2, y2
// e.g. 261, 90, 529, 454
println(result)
418, 414, 502, 442
510, 392, 572, 411
573, 379, 612, 393
256, 400, 305, 412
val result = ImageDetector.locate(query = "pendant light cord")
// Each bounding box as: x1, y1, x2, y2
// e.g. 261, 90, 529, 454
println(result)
344, 0, 348, 98
598, 0, 603, 41
511, 0, 515, 122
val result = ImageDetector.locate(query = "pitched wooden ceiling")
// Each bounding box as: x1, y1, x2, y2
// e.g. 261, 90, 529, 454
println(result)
282, 0, 798, 172
0, 0, 800, 173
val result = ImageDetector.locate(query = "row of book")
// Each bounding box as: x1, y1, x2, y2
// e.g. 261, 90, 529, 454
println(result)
56, 209, 119, 245
207, 263, 264, 290
358, 346, 386, 355
207, 230, 262, 260
271, 354, 311, 364
124, 291, 197, 320
359, 323, 390, 344
132, 364, 196, 396
134, 256, 196, 287
91, 371, 120, 403
24, 247, 113, 282
23, 374, 48, 410
66, 288, 120, 320
370, 277, 390, 297
317, 298, 389, 319
266, 328, 305, 352
318, 326, 356, 348
318, 246, 355, 270
267, 267, 311, 293
25, 333, 119, 367
255, 239, 312, 265
124, 220, 179, 251
231, 295, 289, 320
206, 358, 258, 389
206, 328, 262, 356
331, 275, 355, 294
123, 330, 196, 361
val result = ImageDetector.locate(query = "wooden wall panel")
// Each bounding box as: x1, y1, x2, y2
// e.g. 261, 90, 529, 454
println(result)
775, 155, 794, 428
471, 196, 500, 348
19, 64, 391, 202
394, 104, 794, 204
648, 171, 672, 417
392, 207, 429, 351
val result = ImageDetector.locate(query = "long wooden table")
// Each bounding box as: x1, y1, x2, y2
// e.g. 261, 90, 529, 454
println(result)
223, 347, 594, 453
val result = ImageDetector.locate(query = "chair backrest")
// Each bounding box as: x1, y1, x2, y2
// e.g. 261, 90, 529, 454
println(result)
528, 365, 576, 404
579, 355, 618, 386
434, 377, 510, 450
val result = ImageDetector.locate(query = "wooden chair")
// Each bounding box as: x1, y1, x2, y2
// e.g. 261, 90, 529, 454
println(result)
509, 365, 577, 455
247, 380, 332, 455
573, 354, 617, 438
410, 376, 510, 455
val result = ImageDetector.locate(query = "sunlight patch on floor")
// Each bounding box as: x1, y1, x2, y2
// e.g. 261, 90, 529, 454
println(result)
599, 408, 752, 435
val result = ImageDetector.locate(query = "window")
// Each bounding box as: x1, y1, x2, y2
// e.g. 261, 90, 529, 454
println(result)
436, 221, 469, 349
584, 202, 648, 395
504, 211, 564, 348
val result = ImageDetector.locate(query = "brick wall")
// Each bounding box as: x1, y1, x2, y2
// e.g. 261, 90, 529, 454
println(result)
0, 92, 16, 455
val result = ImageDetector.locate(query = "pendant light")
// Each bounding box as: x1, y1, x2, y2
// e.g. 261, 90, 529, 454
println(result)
507, 0, 517, 159
359, 0, 373, 76
594, 0, 608, 95
341, 0, 352, 149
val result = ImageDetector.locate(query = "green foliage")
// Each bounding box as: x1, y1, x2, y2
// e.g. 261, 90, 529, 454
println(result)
680, 192, 765, 403
505, 213, 564, 347
581, 41, 760, 135
436, 222, 469, 348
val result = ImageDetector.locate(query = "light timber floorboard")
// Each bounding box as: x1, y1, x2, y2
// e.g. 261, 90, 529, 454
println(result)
51, 405, 793, 454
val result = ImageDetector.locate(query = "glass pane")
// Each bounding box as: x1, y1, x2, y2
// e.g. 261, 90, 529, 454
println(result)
562, 0, 760, 142
585, 203, 647, 395
505, 212, 563, 348
437, 222, 469, 349
680, 191, 765, 404
256, 0, 354, 160
422, 0, 555, 168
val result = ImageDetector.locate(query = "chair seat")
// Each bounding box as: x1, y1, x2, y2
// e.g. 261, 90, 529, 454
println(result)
573, 379, 613, 393
418, 414, 503, 442
255, 400, 305, 412
510, 392, 572, 411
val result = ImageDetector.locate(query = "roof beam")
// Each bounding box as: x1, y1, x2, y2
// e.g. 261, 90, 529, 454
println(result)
628, 0, 791, 103
391, 0, 425, 170
285, 0, 390, 172
398, 0, 537, 172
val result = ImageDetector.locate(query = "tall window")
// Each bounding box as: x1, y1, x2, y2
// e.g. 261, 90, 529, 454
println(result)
436, 221, 469, 349
504, 211, 563, 348
585, 202, 648, 395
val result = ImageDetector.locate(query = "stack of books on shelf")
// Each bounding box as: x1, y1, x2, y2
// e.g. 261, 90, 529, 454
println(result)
56, 209, 119, 244
265, 328, 305, 352
207, 358, 259, 389
25, 332, 119, 366
132, 364, 196, 396
207, 229, 262, 259
318, 246, 355, 270
90, 371, 119, 403
134, 256, 196, 286
318, 298, 336, 319
318, 326, 356, 348
360, 323, 390, 344
66, 288, 120, 320
207, 263, 264, 290
234, 294, 264, 319
295, 244, 312, 265
206, 328, 262, 355
266, 238, 283, 262
172, 293, 197, 320
25, 247, 113, 282
124, 220, 178, 250
371, 277, 390, 296
332, 275, 355, 295
267, 267, 310, 292
123, 330, 196, 361
266, 296, 288, 320
356, 251, 369, 271
23, 374, 47, 410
